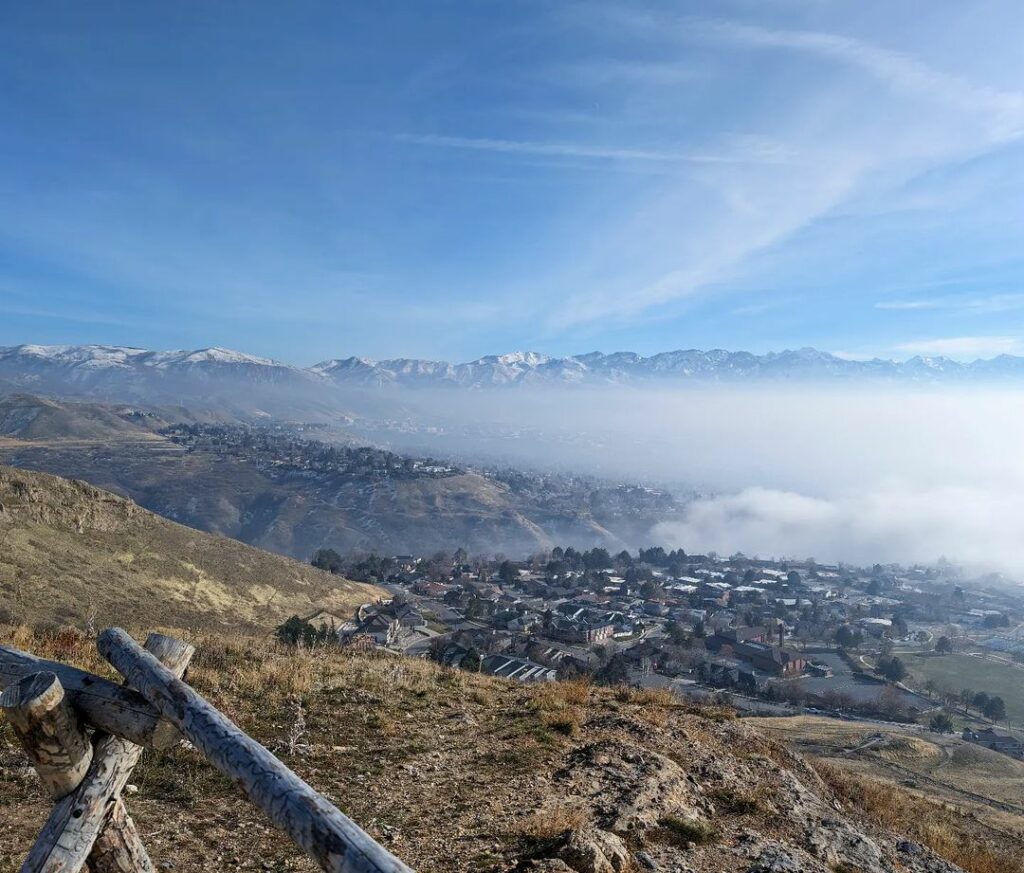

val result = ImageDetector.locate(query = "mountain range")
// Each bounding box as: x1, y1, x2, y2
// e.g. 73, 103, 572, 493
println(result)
4, 343, 1024, 396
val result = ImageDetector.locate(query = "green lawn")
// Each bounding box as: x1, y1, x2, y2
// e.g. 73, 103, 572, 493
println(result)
903, 651, 1024, 724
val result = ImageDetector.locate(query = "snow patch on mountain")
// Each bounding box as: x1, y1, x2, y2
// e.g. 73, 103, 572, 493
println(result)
5, 342, 1024, 392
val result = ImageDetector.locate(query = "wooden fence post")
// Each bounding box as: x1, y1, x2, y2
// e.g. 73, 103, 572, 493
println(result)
19, 634, 195, 873
87, 634, 195, 873
0, 670, 93, 799
98, 628, 414, 873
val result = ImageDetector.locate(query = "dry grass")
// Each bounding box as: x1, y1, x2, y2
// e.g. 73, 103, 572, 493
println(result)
616, 685, 677, 707
3, 624, 1017, 873
0, 464, 384, 632
529, 678, 592, 738
541, 706, 584, 737
753, 714, 1024, 821
709, 786, 768, 816
653, 815, 717, 848
816, 761, 1024, 873
517, 805, 591, 840
532, 678, 591, 710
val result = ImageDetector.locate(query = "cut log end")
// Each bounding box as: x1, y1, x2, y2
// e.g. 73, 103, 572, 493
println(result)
1, 644, 172, 749
0, 670, 93, 799
0, 670, 63, 712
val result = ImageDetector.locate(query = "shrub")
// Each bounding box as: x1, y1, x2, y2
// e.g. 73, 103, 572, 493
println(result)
655, 816, 716, 848
710, 786, 765, 815
542, 707, 583, 737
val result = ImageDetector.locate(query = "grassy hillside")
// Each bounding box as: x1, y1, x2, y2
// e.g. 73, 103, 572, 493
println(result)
0, 394, 161, 442
0, 439, 618, 559
750, 714, 1024, 864
0, 465, 382, 631
903, 652, 1024, 724
1, 626, 1009, 873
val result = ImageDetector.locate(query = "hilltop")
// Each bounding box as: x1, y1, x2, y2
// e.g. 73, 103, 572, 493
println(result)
0, 626, 1007, 873
0, 393, 164, 442
0, 465, 382, 631
0, 423, 672, 558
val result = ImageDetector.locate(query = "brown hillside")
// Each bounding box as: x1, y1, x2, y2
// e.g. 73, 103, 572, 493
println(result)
0, 465, 382, 631
0, 627, 1000, 873
0, 394, 161, 442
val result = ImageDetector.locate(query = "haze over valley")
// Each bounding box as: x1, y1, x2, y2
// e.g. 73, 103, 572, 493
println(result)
2, 345, 1024, 575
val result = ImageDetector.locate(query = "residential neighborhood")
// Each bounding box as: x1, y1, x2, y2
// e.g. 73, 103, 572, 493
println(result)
282, 544, 1024, 758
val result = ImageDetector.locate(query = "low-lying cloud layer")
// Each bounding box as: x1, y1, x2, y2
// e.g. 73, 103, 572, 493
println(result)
655, 485, 1024, 571
382, 385, 1024, 573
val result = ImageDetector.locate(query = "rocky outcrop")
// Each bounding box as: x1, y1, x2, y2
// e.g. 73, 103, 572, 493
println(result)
522, 715, 966, 873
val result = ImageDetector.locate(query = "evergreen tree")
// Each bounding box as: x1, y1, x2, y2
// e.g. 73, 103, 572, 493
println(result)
498, 560, 518, 585
984, 695, 1007, 722
311, 548, 344, 574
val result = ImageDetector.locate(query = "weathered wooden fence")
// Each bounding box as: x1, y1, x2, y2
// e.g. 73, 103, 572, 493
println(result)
0, 629, 414, 873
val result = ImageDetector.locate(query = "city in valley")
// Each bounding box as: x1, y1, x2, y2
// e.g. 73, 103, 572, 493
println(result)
295, 541, 1024, 757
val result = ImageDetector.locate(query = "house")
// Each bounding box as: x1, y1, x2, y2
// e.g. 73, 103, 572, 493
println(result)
962, 728, 1024, 758
481, 654, 557, 683
506, 612, 542, 633
435, 641, 471, 668
705, 626, 769, 652
412, 579, 449, 598
390, 602, 426, 629
696, 658, 760, 695
551, 616, 615, 644
730, 641, 808, 677
393, 555, 420, 573
343, 612, 399, 648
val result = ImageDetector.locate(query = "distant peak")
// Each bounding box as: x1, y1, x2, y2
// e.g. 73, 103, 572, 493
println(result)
471, 351, 551, 366
177, 347, 280, 366
311, 356, 379, 370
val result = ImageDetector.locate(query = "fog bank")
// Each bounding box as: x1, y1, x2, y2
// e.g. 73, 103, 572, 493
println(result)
374, 385, 1024, 573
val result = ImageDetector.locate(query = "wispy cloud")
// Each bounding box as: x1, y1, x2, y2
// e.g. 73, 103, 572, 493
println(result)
877, 293, 1024, 313
730, 298, 793, 317
0, 300, 140, 328
542, 10, 1024, 330
696, 20, 1024, 140
549, 155, 868, 327
896, 336, 1022, 358
556, 60, 700, 87
393, 133, 786, 165
874, 299, 943, 310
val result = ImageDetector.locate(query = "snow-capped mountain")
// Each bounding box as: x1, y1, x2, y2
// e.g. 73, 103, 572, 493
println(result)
311, 347, 1005, 387
3, 344, 1023, 402
0, 344, 319, 403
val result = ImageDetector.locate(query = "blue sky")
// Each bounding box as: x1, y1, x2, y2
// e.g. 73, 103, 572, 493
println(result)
2, 1, 1024, 365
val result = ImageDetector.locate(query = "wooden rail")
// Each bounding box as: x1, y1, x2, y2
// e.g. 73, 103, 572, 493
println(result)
0, 630, 415, 873
0, 644, 178, 749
